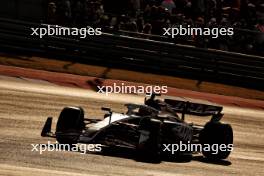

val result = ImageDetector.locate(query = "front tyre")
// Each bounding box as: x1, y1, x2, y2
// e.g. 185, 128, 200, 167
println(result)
55, 107, 85, 145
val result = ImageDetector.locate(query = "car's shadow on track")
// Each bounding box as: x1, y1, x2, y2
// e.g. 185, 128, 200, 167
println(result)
85, 147, 232, 166
93, 146, 161, 164
192, 156, 232, 166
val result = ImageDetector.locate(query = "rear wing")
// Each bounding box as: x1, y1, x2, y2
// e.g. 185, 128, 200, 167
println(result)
164, 99, 223, 116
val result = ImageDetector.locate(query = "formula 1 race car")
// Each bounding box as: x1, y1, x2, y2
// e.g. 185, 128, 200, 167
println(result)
41, 94, 233, 161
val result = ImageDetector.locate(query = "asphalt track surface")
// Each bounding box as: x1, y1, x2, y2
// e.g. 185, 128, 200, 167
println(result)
0, 74, 264, 175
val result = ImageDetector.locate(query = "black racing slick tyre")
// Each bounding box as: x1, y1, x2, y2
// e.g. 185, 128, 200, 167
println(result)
199, 122, 233, 160
137, 118, 162, 162
55, 107, 85, 144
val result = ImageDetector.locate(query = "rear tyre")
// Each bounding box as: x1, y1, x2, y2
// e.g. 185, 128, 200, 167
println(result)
56, 107, 85, 145
199, 122, 233, 160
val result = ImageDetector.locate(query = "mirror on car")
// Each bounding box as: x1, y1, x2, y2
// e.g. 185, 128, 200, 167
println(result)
101, 107, 111, 112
